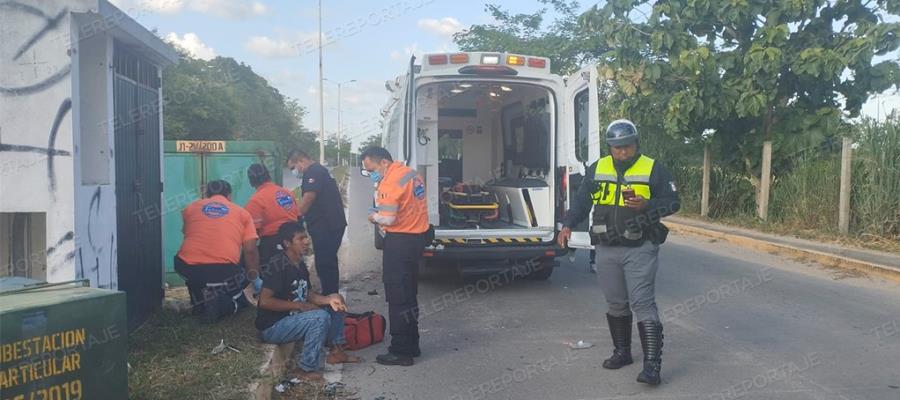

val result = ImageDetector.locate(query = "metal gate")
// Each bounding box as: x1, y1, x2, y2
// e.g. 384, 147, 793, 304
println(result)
113, 41, 163, 330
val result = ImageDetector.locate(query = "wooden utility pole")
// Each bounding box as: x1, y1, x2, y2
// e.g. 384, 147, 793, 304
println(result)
701, 144, 711, 217
758, 141, 773, 221
839, 137, 853, 234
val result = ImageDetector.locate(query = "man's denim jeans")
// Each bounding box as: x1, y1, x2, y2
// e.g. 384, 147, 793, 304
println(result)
260, 308, 346, 372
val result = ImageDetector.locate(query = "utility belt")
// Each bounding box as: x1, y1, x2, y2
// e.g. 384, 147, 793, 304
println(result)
590, 208, 668, 247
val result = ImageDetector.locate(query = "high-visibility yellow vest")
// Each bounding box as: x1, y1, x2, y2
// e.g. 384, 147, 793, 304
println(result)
591, 155, 655, 206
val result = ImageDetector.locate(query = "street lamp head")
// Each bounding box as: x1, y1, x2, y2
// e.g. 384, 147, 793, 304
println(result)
324, 78, 358, 85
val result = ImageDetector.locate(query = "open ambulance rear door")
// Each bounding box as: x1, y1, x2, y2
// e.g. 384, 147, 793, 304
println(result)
559, 64, 601, 249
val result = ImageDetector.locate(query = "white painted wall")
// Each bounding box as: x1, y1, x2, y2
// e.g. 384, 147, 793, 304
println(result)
0, 0, 95, 283
73, 15, 118, 289
1, 0, 171, 289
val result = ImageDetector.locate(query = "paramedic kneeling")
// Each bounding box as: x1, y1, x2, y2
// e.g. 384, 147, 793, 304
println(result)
174, 180, 260, 321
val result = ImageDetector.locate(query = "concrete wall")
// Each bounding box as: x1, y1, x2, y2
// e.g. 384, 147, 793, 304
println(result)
72, 13, 118, 289
0, 0, 96, 283
0, 0, 170, 289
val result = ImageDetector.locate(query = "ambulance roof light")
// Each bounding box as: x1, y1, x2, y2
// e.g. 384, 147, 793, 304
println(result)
527, 58, 547, 68
481, 54, 500, 65
449, 53, 469, 64
428, 54, 448, 65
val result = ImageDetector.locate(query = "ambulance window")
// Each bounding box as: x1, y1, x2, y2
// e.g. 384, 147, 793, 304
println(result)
573, 89, 590, 162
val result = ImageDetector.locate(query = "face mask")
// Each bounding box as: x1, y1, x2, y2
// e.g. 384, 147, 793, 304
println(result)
290, 168, 301, 178
369, 169, 383, 183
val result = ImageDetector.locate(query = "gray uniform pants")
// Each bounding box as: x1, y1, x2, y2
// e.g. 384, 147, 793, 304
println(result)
594, 240, 660, 322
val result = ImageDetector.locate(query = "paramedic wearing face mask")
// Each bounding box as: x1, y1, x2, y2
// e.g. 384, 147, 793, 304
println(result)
360, 146, 430, 367
558, 119, 680, 385
286, 149, 347, 295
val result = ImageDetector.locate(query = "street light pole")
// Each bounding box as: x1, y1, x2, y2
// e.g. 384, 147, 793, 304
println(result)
317, 0, 325, 164
324, 78, 356, 166
337, 83, 342, 166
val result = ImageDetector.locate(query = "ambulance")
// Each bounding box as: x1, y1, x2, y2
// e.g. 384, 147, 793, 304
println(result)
373, 52, 603, 279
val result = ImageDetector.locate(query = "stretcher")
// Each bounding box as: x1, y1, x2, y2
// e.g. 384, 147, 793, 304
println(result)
441, 184, 500, 228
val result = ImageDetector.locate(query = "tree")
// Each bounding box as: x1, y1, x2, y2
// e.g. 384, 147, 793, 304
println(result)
454, 1, 607, 74
161, 47, 317, 152
579, 0, 900, 190
323, 134, 353, 166
161, 56, 240, 139
357, 134, 383, 153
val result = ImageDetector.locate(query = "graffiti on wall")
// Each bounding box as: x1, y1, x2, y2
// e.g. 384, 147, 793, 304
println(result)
0, 1, 74, 194
0, 1, 116, 288
0, 1, 71, 96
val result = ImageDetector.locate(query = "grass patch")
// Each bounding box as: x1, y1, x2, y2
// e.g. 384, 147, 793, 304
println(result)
331, 165, 349, 187
128, 305, 264, 400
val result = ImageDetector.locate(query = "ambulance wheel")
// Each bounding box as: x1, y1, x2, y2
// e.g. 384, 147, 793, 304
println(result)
417, 259, 444, 281
527, 257, 555, 280
374, 226, 384, 250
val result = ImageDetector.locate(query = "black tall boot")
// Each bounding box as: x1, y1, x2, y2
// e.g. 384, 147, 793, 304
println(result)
602, 314, 633, 369
637, 320, 663, 385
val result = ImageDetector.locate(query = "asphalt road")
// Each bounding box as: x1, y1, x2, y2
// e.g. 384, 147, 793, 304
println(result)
335, 173, 900, 400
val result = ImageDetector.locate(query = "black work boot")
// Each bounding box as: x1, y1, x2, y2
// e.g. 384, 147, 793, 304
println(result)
636, 320, 663, 385
602, 314, 633, 369
376, 352, 414, 366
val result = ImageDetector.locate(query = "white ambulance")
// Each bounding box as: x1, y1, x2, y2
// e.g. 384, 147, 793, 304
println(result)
373, 52, 603, 279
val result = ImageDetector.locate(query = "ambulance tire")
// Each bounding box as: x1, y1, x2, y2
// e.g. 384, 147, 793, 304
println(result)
374, 226, 384, 250
417, 259, 439, 280
527, 257, 555, 280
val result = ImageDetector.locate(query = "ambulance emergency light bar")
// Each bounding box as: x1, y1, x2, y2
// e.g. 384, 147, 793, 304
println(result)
426, 53, 549, 70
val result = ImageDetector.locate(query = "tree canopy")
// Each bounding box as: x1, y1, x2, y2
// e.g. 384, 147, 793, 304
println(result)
454, 0, 900, 183
357, 134, 383, 153
161, 49, 318, 156
580, 0, 900, 177
454, 0, 607, 74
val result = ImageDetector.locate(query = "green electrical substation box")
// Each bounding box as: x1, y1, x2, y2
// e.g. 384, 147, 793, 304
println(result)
1, 278, 127, 400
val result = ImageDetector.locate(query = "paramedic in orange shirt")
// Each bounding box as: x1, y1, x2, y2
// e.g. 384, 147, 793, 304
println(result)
360, 146, 430, 366
245, 163, 300, 266
175, 180, 260, 321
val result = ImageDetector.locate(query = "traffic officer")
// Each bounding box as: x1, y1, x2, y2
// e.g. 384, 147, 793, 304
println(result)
360, 146, 430, 367
558, 119, 679, 385
287, 150, 347, 295
245, 163, 300, 267
175, 180, 260, 321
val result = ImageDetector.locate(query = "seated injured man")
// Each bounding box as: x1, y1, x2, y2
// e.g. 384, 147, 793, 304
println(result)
255, 222, 360, 381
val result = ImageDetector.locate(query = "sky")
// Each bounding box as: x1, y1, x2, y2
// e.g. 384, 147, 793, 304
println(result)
108, 0, 899, 150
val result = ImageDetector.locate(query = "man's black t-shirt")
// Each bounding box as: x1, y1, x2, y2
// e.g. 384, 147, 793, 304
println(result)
255, 252, 311, 331
301, 163, 347, 231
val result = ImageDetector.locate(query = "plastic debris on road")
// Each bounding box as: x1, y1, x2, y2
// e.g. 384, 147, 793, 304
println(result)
566, 340, 594, 349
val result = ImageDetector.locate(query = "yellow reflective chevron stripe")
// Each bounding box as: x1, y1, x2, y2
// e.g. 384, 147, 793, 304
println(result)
435, 237, 543, 245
